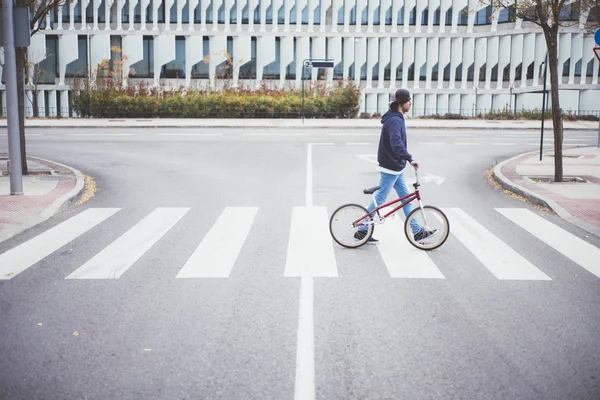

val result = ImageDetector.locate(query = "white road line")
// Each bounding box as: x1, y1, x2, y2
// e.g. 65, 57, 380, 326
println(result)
455, 142, 482, 146
292, 143, 335, 400
376, 216, 444, 279
285, 207, 338, 278
490, 143, 517, 146
496, 208, 600, 278
247, 133, 309, 136
176, 207, 258, 278
443, 208, 551, 280
419, 142, 445, 145
345, 142, 371, 145
26, 133, 44, 136
67, 133, 134, 136
156, 133, 222, 136
294, 277, 315, 400
66, 208, 189, 279
0, 208, 120, 280
327, 133, 379, 136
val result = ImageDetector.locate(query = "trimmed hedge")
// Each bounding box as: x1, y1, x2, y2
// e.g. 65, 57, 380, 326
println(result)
70, 80, 361, 119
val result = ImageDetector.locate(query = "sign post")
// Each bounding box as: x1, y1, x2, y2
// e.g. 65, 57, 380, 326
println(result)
595, 29, 600, 147
301, 59, 335, 123
1, 5, 31, 195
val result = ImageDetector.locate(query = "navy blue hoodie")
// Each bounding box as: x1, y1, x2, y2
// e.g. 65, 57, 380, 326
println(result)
377, 111, 413, 172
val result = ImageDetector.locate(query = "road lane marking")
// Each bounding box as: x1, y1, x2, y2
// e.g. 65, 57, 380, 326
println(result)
496, 208, 600, 278
285, 207, 337, 278
176, 207, 258, 278
156, 133, 222, 136
66, 208, 189, 279
443, 208, 551, 280
376, 216, 444, 278
0, 208, 120, 280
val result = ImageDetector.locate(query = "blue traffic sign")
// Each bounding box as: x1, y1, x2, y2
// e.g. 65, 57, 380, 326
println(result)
595, 29, 600, 46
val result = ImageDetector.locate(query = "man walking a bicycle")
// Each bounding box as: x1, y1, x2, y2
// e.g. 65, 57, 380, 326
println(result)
354, 89, 436, 244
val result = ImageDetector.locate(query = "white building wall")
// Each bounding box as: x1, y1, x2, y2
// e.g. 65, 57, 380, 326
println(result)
1, 0, 598, 118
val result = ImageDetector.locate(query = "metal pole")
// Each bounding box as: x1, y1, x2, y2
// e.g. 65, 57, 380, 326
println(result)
540, 54, 548, 161
3, 0, 24, 195
301, 60, 305, 123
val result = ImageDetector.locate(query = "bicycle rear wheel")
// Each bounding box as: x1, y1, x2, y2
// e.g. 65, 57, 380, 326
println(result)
404, 206, 449, 250
329, 204, 374, 248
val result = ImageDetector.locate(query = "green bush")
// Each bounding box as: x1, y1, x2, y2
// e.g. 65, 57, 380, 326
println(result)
70, 80, 361, 119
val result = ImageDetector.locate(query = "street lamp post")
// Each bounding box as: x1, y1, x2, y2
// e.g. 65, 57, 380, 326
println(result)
86, 25, 92, 79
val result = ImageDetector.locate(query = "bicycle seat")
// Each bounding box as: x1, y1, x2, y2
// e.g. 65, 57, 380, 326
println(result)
363, 186, 380, 194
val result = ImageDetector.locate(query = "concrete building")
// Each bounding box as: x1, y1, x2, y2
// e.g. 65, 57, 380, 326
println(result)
1, 0, 599, 117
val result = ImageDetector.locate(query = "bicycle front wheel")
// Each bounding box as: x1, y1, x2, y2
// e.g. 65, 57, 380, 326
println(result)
404, 206, 450, 250
329, 204, 374, 248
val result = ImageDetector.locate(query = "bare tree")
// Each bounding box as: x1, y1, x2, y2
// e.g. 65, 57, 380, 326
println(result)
9, 0, 67, 175
483, 0, 598, 182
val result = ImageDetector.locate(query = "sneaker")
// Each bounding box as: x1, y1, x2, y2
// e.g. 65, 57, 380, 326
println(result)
354, 230, 379, 244
414, 228, 437, 241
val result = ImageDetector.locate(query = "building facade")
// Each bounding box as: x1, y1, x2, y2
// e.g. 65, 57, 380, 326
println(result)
1, 0, 599, 117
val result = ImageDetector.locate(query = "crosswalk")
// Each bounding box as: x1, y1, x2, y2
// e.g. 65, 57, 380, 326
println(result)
1, 206, 599, 282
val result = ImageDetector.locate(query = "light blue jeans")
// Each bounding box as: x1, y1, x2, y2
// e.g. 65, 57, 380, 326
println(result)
361, 171, 421, 234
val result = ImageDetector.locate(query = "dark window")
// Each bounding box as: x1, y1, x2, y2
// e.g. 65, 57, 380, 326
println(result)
162, 37, 186, 78
239, 37, 257, 79
66, 35, 89, 77
562, 58, 570, 76
35, 35, 59, 84
443, 63, 451, 81
479, 63, 486, 81
455, 62, 463, 81
457, 6, 468, 25
445, 7, 452, 25
263, 38, 281, 79
526, 62, 534, 80
130, 36, 154, 78
191, 38, 210, 78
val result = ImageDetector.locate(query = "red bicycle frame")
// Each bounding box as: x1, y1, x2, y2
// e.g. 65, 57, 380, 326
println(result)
352, 187, 421, 227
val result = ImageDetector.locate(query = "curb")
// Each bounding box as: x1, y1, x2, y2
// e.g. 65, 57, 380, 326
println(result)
492, 150, 600, 238
32, 156, 85, 219
10, 123, 599, 131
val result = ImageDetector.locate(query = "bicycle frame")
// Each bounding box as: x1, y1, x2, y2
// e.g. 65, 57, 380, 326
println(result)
351, 173, 423, 228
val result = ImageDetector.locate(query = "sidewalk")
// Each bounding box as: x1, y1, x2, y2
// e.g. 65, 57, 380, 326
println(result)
0, 155, 84, 244
493, 146, 600, 237
0, 117, 598, 130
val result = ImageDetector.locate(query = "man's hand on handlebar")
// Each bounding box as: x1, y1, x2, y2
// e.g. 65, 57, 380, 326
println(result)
410, 160, 419, 171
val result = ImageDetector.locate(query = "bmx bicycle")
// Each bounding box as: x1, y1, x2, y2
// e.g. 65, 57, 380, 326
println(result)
329, 171, 450, 251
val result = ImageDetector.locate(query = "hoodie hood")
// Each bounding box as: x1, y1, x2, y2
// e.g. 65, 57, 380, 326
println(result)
381, 110, 404, 124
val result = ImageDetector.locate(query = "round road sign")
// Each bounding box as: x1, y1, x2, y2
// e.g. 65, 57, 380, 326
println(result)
595, 29, 600, 46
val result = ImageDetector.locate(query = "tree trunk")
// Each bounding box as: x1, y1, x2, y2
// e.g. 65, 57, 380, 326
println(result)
545, 28, 563, 182
16, 46, 28, 176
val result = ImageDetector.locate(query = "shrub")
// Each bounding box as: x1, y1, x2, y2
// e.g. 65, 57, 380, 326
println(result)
70, 79, 361, 119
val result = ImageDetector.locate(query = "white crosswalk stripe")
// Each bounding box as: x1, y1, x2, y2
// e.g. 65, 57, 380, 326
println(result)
176, 207, 258, 278
66, 208, 189, 279
0, 208, 120, 280
375, 216, 445, 279
442, 208, 552, 281
284, 206, 338, 277
497, 208, 600, 279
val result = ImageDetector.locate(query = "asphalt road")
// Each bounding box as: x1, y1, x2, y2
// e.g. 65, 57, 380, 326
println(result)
1, 127, 599, 400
